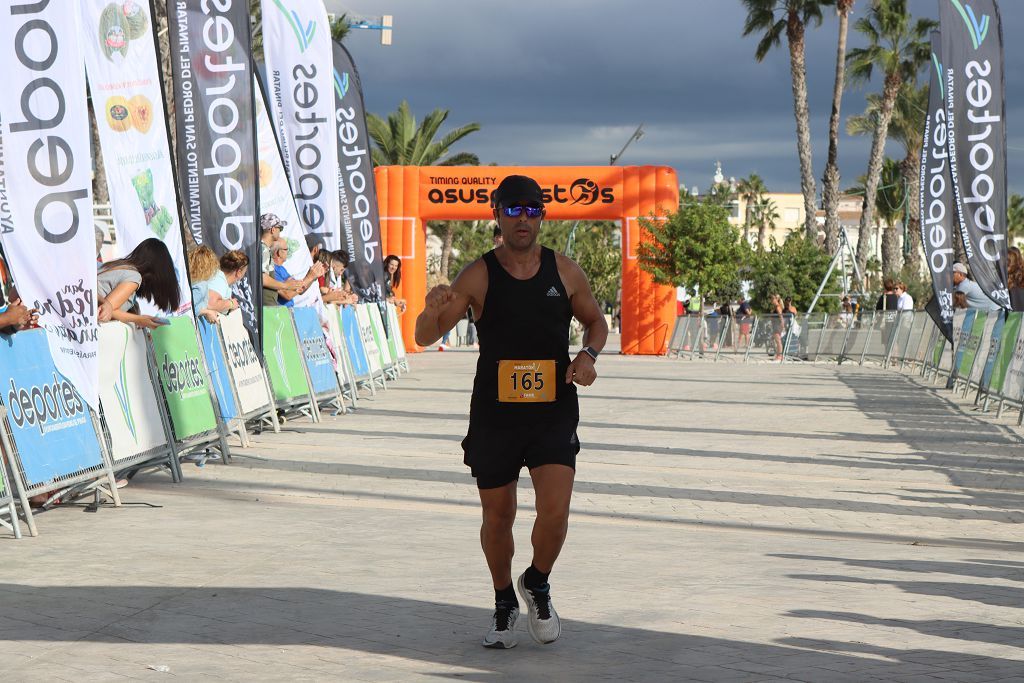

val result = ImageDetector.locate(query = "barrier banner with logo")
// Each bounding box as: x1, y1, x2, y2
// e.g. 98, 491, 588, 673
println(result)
150, 316, 218, 439
340, 305, 371, 378
0, 330, 103, 487
166, 0, 260, 341
1002, 314, 1024, 401
978, 312, 1005, 390
951, 308, 974, 372
355, 304, 383, 375
293, 307, 336, 395
958, 310, 988, 379
198, 318, 238, 421
253, 75, 320, 312
331, 40, 386, 300
988, 312, 1020, 395
98, 322, 169, 461
921, 31, 957, 334
219, 309, 271, 415
260, 0, 340, 250
262, 306, 309, 401
77, 0, 192, 315
940, 0, 1010, 309
0, 3, 100, 409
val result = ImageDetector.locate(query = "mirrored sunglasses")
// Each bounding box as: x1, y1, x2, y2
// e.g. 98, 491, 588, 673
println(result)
501, 204, 544, 219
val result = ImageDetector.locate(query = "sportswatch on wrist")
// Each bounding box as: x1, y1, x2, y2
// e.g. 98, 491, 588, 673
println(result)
581, 346, 599, 362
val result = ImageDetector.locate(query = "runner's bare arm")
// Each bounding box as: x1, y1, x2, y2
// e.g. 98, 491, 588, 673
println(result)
557, 255, 608, 386
414, 259, 487, 346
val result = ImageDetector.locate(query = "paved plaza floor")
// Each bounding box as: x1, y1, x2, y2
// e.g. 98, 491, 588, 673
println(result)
3, 344, 1024, 682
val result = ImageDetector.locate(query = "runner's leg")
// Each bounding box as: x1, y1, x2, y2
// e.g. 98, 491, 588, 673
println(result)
479, 481, 517, 588
528, 464, 574, 572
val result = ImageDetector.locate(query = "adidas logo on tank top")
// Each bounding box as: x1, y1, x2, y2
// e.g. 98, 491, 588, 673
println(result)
546, 287, 560, 297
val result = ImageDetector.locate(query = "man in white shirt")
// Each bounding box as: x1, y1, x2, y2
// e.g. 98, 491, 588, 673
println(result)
953, 263, 1001, 311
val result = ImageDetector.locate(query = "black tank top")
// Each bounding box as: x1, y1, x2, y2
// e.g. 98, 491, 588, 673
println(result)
470, 247, 578, 423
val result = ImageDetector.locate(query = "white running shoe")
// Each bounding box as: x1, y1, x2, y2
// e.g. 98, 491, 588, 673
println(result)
517, 572, 560, 644
482, 602, 519, 649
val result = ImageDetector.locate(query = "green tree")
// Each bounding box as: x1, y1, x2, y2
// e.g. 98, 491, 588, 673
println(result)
847, 82, 927, 275
743, 0, 834, 240
366, 100, 480, 167
1009, 194, 1024, 243
736, 174, 767, 245
748, 234, 838, 312
846, 0, 935, 275
822, 0, 857, 255
637, 199, 745, 302
751, 197, 780, 249
542, 221, 622, 307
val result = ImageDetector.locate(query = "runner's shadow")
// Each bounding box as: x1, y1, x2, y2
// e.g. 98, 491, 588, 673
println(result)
2, 583, 1022, 680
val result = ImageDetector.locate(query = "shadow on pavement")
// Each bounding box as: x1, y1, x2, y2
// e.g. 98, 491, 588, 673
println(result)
2, 584, 1023, 680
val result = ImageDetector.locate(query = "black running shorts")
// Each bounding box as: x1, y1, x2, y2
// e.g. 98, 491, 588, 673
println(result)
462, 413, 580, 489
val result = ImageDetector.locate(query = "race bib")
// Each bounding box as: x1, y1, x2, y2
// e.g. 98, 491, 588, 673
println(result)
498, 360, 556, 403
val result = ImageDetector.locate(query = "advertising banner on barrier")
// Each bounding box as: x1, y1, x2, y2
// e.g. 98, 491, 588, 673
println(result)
0, 330, 103, 487
78, 0, 191, 314
220, 310, 271, 415
293, 307, 336, 395
98, 322, 169, 461
921, 31, 957, 333
198, 319, 238, 421
367, 304, 393, 369
166, 0, 260, 341
1003, 315, 1024, 401
978, 313, 1005, 390
151, 316, 218, 440
987, 312, 1019, 395
355, 305, 383, 375
940, 0, 1010, 309
958, 310, 988, 379
340, 305, 371, 378
0, 3, 100, 409
262, 306, 309, 401
260, 0, 340, 250
253, 76, 320, 312
331, 41, 386, 300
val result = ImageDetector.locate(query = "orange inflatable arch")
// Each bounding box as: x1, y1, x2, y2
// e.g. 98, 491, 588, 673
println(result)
375, 166, 679, 355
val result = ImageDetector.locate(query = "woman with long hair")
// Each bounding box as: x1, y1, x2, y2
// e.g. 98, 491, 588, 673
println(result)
1008, 246, 1024, 311
98, 238, 181, 328
383, 254, 407, 313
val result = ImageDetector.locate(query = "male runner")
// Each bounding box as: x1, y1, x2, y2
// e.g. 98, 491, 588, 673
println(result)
415, 175, 608, 648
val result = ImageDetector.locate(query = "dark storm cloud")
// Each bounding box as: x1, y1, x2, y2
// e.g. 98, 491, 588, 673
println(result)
336, 0, 1024, 194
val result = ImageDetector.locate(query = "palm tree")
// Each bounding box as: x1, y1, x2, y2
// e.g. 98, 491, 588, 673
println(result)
366, 100, 480, 167
1009, 194, 1024, 245
822, 0, 856, 256
875, 158, 907, 276
743, 0, 833, 241
847, 82, 927, 274
752, 197, 780, 249
846, 0, 935, 276
736, 174, 767, 245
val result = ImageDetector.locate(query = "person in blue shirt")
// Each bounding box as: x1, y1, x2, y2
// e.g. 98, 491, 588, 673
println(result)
952, 262, 1001, 311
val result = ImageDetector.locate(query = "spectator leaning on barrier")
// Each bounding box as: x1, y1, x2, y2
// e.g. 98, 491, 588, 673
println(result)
875, 277, 899, 311
97, 238, 181, 329
384, 254, 407, 314
952, 262, 1001, 311
1008, 247, 1024, 312
953, 291, 968, 310
260, 214, 295, 307
187, 245, 221, 323
211, 250, 248, 314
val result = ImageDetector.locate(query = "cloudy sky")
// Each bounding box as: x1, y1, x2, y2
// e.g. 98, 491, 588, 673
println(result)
334, 0, 1024, 196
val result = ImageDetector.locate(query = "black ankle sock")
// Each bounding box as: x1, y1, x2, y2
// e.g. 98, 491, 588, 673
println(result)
495, 583, 518, 606
523, 564, 550, 590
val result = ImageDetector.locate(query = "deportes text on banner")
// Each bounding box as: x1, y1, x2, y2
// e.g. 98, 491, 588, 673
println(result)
77, 0, 192, 315
331, 41, 386, 300
219, 309, 271, 415
253, 75, 321, 311
940, 0, 1010, 309
260, 0, 341, 250
150, 316, 218, 440
920, 30, 957, 332
166, 0, 261, 341
98, 321, 169, 461
0, 2, 100, 409
0, 329, 104, 487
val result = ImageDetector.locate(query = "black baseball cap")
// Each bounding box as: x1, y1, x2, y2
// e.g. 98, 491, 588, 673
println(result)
492, 175, 544, 207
